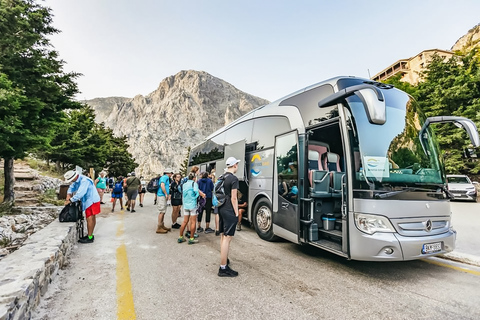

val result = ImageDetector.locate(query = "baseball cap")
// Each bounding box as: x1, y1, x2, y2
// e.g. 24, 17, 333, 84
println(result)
226, 157, 241, 167
64, 170, 79, 183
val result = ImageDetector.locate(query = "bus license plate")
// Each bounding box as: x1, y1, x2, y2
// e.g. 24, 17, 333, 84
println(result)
422, 242, 442, 254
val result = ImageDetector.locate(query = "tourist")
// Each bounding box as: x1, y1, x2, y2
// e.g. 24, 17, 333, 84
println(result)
197, 172, 214, 234
125, 172, 141, 212
111, 176, 124, 212
107, 176, 114, 193
237, 190, 248, 231
217, 157, 240, 277
156, 168, 173, 234
139, 176, 147, 207
64, 170, 101, 244
178, 172, 199, 244
170, 173, 182, 229
95, 171, 107, 204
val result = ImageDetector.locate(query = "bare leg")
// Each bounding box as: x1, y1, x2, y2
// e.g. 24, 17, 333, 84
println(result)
140, 193, 145, 205
87, 215, 96, 236
130, 199, 136, 211
179, 214, 189, 237
215, 214, 220, 231
220, 235, 232, 265
157, 212, 165, 226
189, 215, 197, 239
172, 206, 180, 225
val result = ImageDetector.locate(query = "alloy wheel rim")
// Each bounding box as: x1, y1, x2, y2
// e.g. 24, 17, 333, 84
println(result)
256, 205, 272, 232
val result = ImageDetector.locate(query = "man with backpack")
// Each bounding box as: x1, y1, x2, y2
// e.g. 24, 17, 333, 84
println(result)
156, 168, 174, 234
217, 157, 241, 277
64, 170, 101, 244
124, 172, 141, 212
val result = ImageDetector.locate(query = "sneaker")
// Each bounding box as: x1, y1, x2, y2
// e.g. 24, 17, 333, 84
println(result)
215, 230, 220, 236
197, 227, 204, 233
156, 226, 168, 234
188, 238, 198, 245
78, 236, 94, 244
126, 207, 130, 212
218, 265, 238, 277
139, 203, 143, 207
177, 237, 186, 243
131, 209, 136, 213
172, 223, 181, 229
236, 224, 242, 231
100, 202, 106, 205
154, 200, 157, 205
79, 235, 94, 241
111, 209, 114, 213
186, 232, 199, 238
204, 227, 214, 234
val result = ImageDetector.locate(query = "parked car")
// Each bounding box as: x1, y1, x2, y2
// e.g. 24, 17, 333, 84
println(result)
446, 174, 478, 202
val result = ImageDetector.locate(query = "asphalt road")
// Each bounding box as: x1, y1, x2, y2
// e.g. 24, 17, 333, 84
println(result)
34, 194, 480, 320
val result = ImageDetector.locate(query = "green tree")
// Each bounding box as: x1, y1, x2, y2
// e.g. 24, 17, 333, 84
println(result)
179, 147, 191, 176
0, 0, 81, 203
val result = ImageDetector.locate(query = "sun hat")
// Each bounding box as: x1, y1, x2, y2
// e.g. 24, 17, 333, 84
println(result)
64, 170, 79, 183
226, 157, 241, 167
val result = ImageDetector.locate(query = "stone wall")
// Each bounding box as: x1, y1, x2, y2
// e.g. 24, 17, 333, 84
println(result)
0, 219, 77, 320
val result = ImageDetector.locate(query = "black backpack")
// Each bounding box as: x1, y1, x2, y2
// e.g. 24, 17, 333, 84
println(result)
214, 173, 231, 208
59, 202, 82, 222
147, 177, 160, 193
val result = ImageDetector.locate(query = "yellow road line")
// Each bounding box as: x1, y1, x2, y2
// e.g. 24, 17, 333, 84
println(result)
423, 259, 480, 276
116, 210, 136, 319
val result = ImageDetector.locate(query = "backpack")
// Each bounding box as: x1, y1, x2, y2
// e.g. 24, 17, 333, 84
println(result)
214, 173, 230, 208
59, 202, 82, 222
147, 177, 160, 193
113, 181, 123, 193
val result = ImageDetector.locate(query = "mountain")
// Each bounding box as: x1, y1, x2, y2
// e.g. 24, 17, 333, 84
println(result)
86, 70, 269, 176
451, 23, 480, 52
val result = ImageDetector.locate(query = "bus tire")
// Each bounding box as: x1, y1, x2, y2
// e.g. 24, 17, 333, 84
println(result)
253, 199, 278, 241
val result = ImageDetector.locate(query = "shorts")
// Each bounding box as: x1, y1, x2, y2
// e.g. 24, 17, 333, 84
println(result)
218, 208, 237, 236
126, 189, 139, 200
183, 208, 197, 216
171, 199, 182, 207
85, 202, 101, 218
140, 187, 146, 194
111, 192, 123, 199
157, 196, 167, 212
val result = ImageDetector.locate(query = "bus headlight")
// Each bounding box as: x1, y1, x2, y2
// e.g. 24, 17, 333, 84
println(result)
354, 213, 396, 235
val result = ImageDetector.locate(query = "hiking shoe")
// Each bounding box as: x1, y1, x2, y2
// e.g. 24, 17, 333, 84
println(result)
156, 226, 168, 234
162, 225, 172, 232
188, 238, 198, 245
172, 223, 181, 229
177, 237, 186, 243
186, 232, 199, 238
204, 228, 214, 234
126, 207, 130, 212
197, 227, 204, 233
236, 224, 242, 231
218, 265, 238, 277
78, 236, 94, 244
79, 235, 94, 241
215, 230, 221, 236
139, 203, 143, 207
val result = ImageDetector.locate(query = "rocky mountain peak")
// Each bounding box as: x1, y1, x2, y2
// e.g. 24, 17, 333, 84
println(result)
87, 70, 269, 176
451, 23, 480, 52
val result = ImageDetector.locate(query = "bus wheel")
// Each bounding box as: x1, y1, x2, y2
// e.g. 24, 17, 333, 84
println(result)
253, 199, 277, 241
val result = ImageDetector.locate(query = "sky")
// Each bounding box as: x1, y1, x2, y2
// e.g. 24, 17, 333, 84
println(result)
43, 0, 480, 102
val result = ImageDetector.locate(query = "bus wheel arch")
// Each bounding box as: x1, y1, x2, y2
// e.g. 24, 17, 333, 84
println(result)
253, 197, 278, 241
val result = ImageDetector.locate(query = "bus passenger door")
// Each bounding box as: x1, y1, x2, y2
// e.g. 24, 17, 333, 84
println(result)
224, 140, 246, 181
273, 131, 300, 242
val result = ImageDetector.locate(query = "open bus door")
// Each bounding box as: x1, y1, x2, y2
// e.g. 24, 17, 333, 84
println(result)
273, 131, 300, 243
223, 140, 246, 181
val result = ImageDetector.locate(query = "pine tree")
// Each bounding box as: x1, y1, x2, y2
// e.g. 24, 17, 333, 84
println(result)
179, 147, 191, 176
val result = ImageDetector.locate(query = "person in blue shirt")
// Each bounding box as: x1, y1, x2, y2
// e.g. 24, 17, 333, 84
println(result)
178, 172, 200, 244
156, 168, 173, 234
64, 170, 101, 244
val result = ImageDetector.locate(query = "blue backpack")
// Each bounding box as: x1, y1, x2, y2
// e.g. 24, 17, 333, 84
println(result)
113, 181, 123, 193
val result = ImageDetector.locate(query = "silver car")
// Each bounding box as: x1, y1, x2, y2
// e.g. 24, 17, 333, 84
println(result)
447, 174, 478, 202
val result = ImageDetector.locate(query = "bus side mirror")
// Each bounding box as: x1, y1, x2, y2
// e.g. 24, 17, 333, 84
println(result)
354, 88, 386, 125
419, 116, 480, 155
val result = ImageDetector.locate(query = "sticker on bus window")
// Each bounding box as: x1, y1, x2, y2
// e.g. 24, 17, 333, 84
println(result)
363, 156, 390, 179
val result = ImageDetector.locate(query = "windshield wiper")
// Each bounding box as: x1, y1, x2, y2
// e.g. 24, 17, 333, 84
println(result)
375, 187, 437, 199
415, 183, 454, 199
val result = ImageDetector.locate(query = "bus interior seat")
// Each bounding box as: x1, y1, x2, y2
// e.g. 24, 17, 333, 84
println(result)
308, 144, 328, 186
323, 152, 341, 172
310, 170, 330, 198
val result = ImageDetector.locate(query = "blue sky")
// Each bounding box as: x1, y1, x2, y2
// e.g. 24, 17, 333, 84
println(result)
44, 0, 480, 102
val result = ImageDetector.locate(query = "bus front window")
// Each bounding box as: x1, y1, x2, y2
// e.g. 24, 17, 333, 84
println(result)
346, 88, 446, 200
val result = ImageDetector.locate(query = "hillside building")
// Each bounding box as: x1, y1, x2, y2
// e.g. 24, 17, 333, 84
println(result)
371, 49, 455, 84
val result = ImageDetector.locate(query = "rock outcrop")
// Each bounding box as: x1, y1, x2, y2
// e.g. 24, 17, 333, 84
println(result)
451, 23, 480, 52
87, 70, 269, 176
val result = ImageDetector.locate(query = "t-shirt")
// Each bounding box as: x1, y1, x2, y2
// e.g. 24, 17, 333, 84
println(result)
157, 175, 170, 197
96, 177, 107, 189
220, 172, 239, 214
126, 177, 141, 190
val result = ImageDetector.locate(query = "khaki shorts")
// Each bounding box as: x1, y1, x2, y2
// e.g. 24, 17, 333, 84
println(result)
157, 196, 167, 212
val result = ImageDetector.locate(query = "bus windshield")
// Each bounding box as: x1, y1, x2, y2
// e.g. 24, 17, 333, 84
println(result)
346, 88, 446, 199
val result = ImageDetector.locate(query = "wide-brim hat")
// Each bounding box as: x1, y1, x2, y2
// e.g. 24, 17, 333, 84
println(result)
64, 170, 79, 183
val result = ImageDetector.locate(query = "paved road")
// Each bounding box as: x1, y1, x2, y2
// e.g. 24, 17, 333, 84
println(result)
450, 201, 480, 256
34, 194, 480, 320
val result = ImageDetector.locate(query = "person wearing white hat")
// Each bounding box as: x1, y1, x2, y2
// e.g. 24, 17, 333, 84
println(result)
64, 170, 101, 244
155, 168, 174, 233
217, 156, 241, 277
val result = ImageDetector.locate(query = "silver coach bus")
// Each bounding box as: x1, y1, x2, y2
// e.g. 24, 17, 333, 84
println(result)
188, 77, 480, 261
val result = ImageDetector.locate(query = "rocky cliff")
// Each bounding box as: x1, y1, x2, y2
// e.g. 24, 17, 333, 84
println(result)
86, 70, 269, 176
451, 23, 480, 52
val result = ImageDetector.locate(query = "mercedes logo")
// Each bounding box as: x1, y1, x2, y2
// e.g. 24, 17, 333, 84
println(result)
424, 219, 433, 232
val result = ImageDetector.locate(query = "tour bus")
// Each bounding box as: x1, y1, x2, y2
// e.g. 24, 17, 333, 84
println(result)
188, 76, 480, 261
